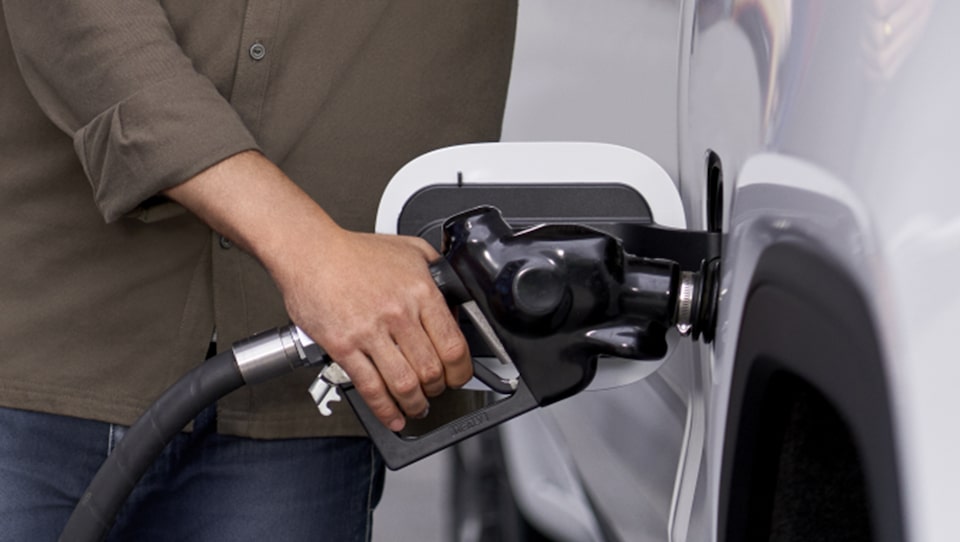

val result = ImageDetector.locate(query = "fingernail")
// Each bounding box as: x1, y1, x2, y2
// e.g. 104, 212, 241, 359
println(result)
415, 405, 430, 419
389, 417, 405, 432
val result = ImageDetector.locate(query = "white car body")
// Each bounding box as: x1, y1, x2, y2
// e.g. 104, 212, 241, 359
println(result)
683, 1, 959, 540
377, 1, 959, 540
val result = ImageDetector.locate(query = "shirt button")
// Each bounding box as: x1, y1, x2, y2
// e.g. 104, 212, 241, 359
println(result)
219, 235, 233, 249
249, 42, 266, 61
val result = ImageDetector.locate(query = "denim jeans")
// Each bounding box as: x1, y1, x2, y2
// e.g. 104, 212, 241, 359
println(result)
0, 405, 384, 541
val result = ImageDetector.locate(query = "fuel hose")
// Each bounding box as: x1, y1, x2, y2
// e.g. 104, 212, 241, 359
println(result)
60, 325, 323, 542
58, 350, 244, 541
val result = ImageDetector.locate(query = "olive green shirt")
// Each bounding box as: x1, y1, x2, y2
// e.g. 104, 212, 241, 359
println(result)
0, 1, 516, 438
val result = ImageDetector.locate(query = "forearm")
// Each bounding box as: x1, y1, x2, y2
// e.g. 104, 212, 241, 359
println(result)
163, 150, 342, 282
163, 150, 472, 431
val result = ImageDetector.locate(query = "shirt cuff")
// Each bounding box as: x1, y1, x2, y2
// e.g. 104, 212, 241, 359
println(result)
74, 72, 260, 223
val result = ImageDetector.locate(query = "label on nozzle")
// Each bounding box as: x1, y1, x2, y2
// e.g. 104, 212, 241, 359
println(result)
450, 411, 490, 435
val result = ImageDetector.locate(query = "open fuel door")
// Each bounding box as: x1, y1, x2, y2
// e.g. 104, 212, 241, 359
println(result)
376, 142, 700, 391
342, 141, 723, 468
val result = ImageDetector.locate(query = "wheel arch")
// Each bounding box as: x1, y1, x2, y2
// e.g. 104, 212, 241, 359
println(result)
719, 242, 905, 541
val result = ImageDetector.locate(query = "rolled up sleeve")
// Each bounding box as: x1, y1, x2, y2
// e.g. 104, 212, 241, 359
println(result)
3, 0, 258, 222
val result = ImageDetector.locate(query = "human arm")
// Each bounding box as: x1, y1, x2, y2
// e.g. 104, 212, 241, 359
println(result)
164, 150, 473, 431
2, 0, 472, 430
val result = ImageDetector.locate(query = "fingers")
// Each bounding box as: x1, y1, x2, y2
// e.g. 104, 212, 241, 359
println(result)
332, 309, 459, 430
367, 333, 431, 416
420, 296, 472, 389
336, 351, 407, 432
392, 322, 447, 398
408, 237, 473, 388
373, 279, 470, 405
398, 275, 472, 390
331, 332, 432, 432
338, 294, 471, 431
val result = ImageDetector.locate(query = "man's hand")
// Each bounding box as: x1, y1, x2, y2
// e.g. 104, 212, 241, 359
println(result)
165, 150, 472, 431
276, 230, 472, 431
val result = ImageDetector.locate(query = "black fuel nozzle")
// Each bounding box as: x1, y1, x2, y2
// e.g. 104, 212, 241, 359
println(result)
440, 206, 689, 403
345, 206, 718, 469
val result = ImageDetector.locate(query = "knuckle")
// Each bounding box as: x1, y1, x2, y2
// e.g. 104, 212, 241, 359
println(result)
353, 377, 383, 399
379, 303, 407, 325
324, 330, 371, 359
437, 338, 467, 364
410, 279, 434, 300
391, 374, 420, 398
419, 362, 444, 385
321, 336, 352, 359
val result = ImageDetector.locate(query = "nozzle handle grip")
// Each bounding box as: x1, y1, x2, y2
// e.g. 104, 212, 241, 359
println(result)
343, 380, 538, 470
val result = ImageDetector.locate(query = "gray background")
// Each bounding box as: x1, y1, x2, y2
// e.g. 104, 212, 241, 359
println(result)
373, 1, 680, 540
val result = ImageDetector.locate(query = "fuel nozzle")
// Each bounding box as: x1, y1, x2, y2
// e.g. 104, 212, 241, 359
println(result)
334, 206, 720, 469
442, 206, 717, 359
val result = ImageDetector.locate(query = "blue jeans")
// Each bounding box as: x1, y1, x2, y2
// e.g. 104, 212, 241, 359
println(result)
0, 405, 384, 541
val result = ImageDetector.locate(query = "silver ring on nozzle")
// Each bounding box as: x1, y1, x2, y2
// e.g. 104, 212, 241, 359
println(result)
675, 272, 696, 335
